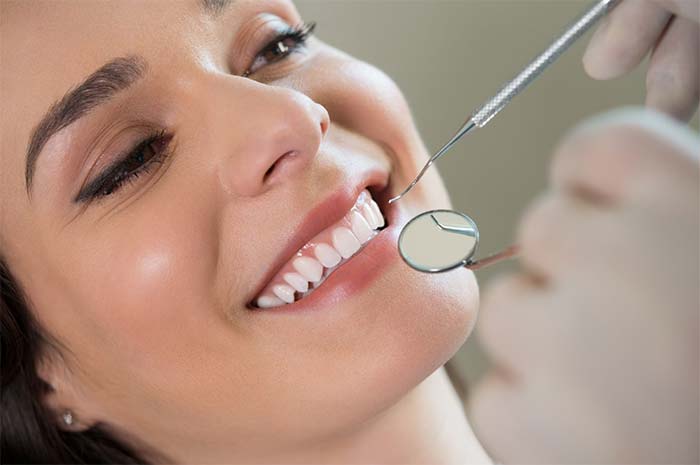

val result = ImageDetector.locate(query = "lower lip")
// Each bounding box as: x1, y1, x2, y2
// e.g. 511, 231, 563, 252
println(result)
248, 197, 409, 315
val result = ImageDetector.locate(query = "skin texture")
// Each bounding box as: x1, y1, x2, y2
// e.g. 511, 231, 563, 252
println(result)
0, 1, 485, 463
471, 109, 699, 463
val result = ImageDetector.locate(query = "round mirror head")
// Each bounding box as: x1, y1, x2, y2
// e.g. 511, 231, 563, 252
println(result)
398, 209, 479, 273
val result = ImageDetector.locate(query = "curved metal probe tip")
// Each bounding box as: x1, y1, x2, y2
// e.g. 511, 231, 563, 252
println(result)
430, 214, 477, 237
387, 120, 477, 204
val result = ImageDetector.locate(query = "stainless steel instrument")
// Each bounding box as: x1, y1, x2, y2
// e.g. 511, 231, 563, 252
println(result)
388, 0, 620, 205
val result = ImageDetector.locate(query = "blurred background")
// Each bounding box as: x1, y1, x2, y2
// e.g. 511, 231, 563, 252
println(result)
295, 1, 697, 385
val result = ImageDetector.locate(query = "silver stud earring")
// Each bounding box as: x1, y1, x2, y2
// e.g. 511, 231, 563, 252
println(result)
62, 411, 74, 426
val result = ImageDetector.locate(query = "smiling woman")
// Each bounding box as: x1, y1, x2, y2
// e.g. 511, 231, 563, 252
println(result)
0, 0, 484, 463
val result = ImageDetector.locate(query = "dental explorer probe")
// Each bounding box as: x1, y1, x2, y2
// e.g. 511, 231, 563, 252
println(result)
388, 0, 620, 204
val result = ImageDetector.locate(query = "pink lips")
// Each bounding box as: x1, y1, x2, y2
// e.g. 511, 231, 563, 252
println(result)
247, 170, 390, 308
253, 188, 386, 308
247, 181, 405, 314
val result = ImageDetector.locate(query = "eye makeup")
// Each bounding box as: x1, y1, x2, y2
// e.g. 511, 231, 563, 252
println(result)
74, 129, 173, 203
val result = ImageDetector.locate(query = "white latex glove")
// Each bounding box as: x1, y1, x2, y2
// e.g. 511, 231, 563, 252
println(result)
583, 0, 699, 121
469, 108, 699, 464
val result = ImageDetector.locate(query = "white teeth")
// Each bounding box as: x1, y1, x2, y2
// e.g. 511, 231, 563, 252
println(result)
361, 203, 380, 229
332, 227, 361, 258
314, 243, 342, 268
355, 189, 371, 207
369, 200, 385, 228
272, 284, 296, 303
255, 188, 388, 309
350, 211, 373, 244
292, 256, 323, 283
257, 294, 285, 308
283, 272, 309, 293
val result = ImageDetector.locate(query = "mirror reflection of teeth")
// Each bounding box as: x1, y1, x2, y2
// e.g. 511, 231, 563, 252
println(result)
254, 189, 386, 309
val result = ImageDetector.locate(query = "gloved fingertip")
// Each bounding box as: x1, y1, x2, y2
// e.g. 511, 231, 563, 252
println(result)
582, 51, 609, 81
581, 17, 618, 80
646, 71, 700, 123
645, 91, 698, 124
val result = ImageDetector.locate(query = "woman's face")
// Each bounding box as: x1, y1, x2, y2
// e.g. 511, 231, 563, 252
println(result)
1, 0, 478, 460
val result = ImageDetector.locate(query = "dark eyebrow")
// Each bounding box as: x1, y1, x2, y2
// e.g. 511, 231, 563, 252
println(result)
25, 55, 148, 195
200, 0, 235, 17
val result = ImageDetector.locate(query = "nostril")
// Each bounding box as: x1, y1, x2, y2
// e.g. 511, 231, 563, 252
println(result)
263, 162, 276, 182
263, 150, 298, 183
317, 103, 330, 137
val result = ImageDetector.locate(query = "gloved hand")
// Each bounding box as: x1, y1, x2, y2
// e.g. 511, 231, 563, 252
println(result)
583, 0, 699, 121
469, 108, 699, 464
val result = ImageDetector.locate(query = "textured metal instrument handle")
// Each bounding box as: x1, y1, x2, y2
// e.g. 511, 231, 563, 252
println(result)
471, 0, 619, 127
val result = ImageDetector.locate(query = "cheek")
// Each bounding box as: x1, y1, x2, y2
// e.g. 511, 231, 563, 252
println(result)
67, 201, 224, 384
338, 264, 478, 419
299, 50, 453, 208
301, 50, 423, 157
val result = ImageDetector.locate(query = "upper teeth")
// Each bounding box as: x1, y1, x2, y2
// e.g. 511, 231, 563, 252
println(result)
254, 189, 385, 309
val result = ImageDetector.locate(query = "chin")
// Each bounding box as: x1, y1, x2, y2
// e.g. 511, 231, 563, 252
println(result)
289, 260, 479, 441
365, 260, 479, 396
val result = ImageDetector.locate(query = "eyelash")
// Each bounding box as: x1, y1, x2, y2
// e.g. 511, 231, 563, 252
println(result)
75, 129, 172, 203
78, 21, 316, 204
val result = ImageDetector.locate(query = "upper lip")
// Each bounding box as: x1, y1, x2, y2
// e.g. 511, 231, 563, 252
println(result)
247, 169, 391, 306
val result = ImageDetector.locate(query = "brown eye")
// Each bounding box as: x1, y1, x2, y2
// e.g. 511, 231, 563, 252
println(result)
262, 39, 293, 62
243, 22, 316, 77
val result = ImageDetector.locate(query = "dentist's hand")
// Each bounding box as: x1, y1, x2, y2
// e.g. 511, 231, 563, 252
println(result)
469, 109, 699, 464
583, 0, 699, 121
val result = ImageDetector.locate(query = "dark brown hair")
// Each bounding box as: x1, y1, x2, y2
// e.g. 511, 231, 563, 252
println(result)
1, 257, 147, 463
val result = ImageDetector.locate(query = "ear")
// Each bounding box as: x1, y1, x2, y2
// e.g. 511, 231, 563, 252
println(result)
36, 349, 99, 432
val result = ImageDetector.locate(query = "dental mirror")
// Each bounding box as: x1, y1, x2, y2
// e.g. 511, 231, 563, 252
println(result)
398, 209, 518, 273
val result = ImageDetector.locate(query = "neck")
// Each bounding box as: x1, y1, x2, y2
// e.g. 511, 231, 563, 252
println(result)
283, 366, 492, 465
159, 366, 492, 464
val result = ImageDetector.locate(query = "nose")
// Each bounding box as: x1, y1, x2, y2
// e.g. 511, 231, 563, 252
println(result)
213, 80, 330, 198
